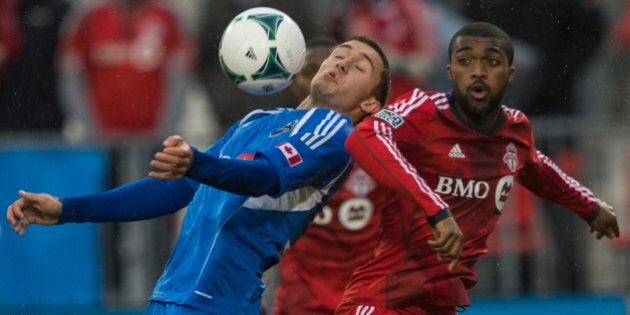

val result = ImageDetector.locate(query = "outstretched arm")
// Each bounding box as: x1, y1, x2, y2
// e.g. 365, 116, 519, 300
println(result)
518, 150, 619, 239
7, 177, 197, 236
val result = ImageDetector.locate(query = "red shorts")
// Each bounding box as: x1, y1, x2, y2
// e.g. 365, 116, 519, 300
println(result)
335, 301, 456, 315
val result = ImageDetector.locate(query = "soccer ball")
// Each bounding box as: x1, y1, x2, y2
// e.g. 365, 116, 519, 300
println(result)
218, 7, 306, 95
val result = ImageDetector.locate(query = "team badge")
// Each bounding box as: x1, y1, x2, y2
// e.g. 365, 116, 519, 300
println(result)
269, 120, 297, 137
375, 109, 404, 128
276, 142, 303, 167
344, 168, 376, 196
502, 142, 518, 172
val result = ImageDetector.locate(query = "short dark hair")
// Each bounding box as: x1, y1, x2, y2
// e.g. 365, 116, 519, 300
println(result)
348, 35, 391, 106
448, 21, 514, 66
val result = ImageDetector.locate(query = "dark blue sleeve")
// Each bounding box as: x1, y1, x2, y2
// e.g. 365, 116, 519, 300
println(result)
58, 177, 198, 224
186, 147, 280, 196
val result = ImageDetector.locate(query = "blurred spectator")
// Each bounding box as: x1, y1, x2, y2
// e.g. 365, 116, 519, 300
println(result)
197, 0, 320, 133
460, 0, 604, 116
0, 0, 70, 133
608, 0, 630, 122
321, 0, 440, 100
57, 0, 193, 306
59, 0, 192, 143
0, 0, 21, 87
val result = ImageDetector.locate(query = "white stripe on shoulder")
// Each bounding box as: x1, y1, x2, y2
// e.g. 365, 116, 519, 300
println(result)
239, 108, 286, 126
309, 119, 347, 149
290, 108, 317, 136
301, 110, 347, 149
432, 93, 449, 110
503, 106, 523, 120
391, 88, 424, 114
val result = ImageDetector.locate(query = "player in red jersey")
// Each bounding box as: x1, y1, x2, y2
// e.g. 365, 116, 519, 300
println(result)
336, 21, 619, 315
272, 36, 393, 315
59, 0, 190, 140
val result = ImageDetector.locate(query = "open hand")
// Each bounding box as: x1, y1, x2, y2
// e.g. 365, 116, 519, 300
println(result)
6, 190, 62, 236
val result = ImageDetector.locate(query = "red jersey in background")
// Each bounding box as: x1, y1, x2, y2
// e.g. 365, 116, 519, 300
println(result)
342, 89, 598, 309
60, 0, 187, 135
273, 165, 394, 314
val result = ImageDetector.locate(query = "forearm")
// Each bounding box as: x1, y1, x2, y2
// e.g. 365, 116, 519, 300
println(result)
187, 147, 280, 196
345, 123, 450, 224
518, 150, 598, 220
58, 177, 197, 224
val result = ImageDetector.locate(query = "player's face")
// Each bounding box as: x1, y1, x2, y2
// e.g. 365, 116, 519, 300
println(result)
310, 40, 382, 117
447, 36, 515, 127
290, 45, 333, 101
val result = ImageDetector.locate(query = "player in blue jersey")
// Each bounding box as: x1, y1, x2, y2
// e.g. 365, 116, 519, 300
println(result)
7, 36, 462, 315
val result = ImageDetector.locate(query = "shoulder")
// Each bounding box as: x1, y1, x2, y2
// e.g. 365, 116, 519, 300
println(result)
238, 107, 292, 126
373, 89, 444, 128
292, 108, 353, 146
502, 105, 532, 127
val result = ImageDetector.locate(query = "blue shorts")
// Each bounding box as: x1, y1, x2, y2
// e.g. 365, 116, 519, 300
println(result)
144, 300, 208, 315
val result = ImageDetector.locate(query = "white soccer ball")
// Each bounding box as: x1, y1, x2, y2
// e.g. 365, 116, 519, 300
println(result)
218, 7, 306, 95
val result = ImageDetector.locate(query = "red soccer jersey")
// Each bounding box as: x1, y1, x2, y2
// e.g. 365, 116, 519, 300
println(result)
60, 1, 184, 133
273, 165, 394, 314
341, 89, 598, 309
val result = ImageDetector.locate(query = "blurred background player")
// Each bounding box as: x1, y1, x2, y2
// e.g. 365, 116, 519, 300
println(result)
272, 36, 390, 315
0, 0, 21, 87
0, 0, 70, 134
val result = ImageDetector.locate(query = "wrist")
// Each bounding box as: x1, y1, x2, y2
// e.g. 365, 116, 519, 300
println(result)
428, 208, 452, 227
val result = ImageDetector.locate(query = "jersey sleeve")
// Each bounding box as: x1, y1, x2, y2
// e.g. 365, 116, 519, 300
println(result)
58, 177, 198, 224
186, 147, 280, 196
345, 108, 450, 223
262, 109, 353, 195
517, 149, 598, 221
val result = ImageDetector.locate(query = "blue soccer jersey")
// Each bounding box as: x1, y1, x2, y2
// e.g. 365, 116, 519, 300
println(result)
59, 107, 354, 314
146, 107, 354, 314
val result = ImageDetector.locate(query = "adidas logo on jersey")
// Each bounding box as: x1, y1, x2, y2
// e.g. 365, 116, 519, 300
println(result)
448, 143, 466, 158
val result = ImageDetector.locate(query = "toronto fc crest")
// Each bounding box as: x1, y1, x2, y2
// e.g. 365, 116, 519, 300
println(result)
503, 142, 518, 172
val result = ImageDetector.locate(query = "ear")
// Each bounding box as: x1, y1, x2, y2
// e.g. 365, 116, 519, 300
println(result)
360, 98, 382, 115
446, 64, 453, 81
507, 66, 515, 82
